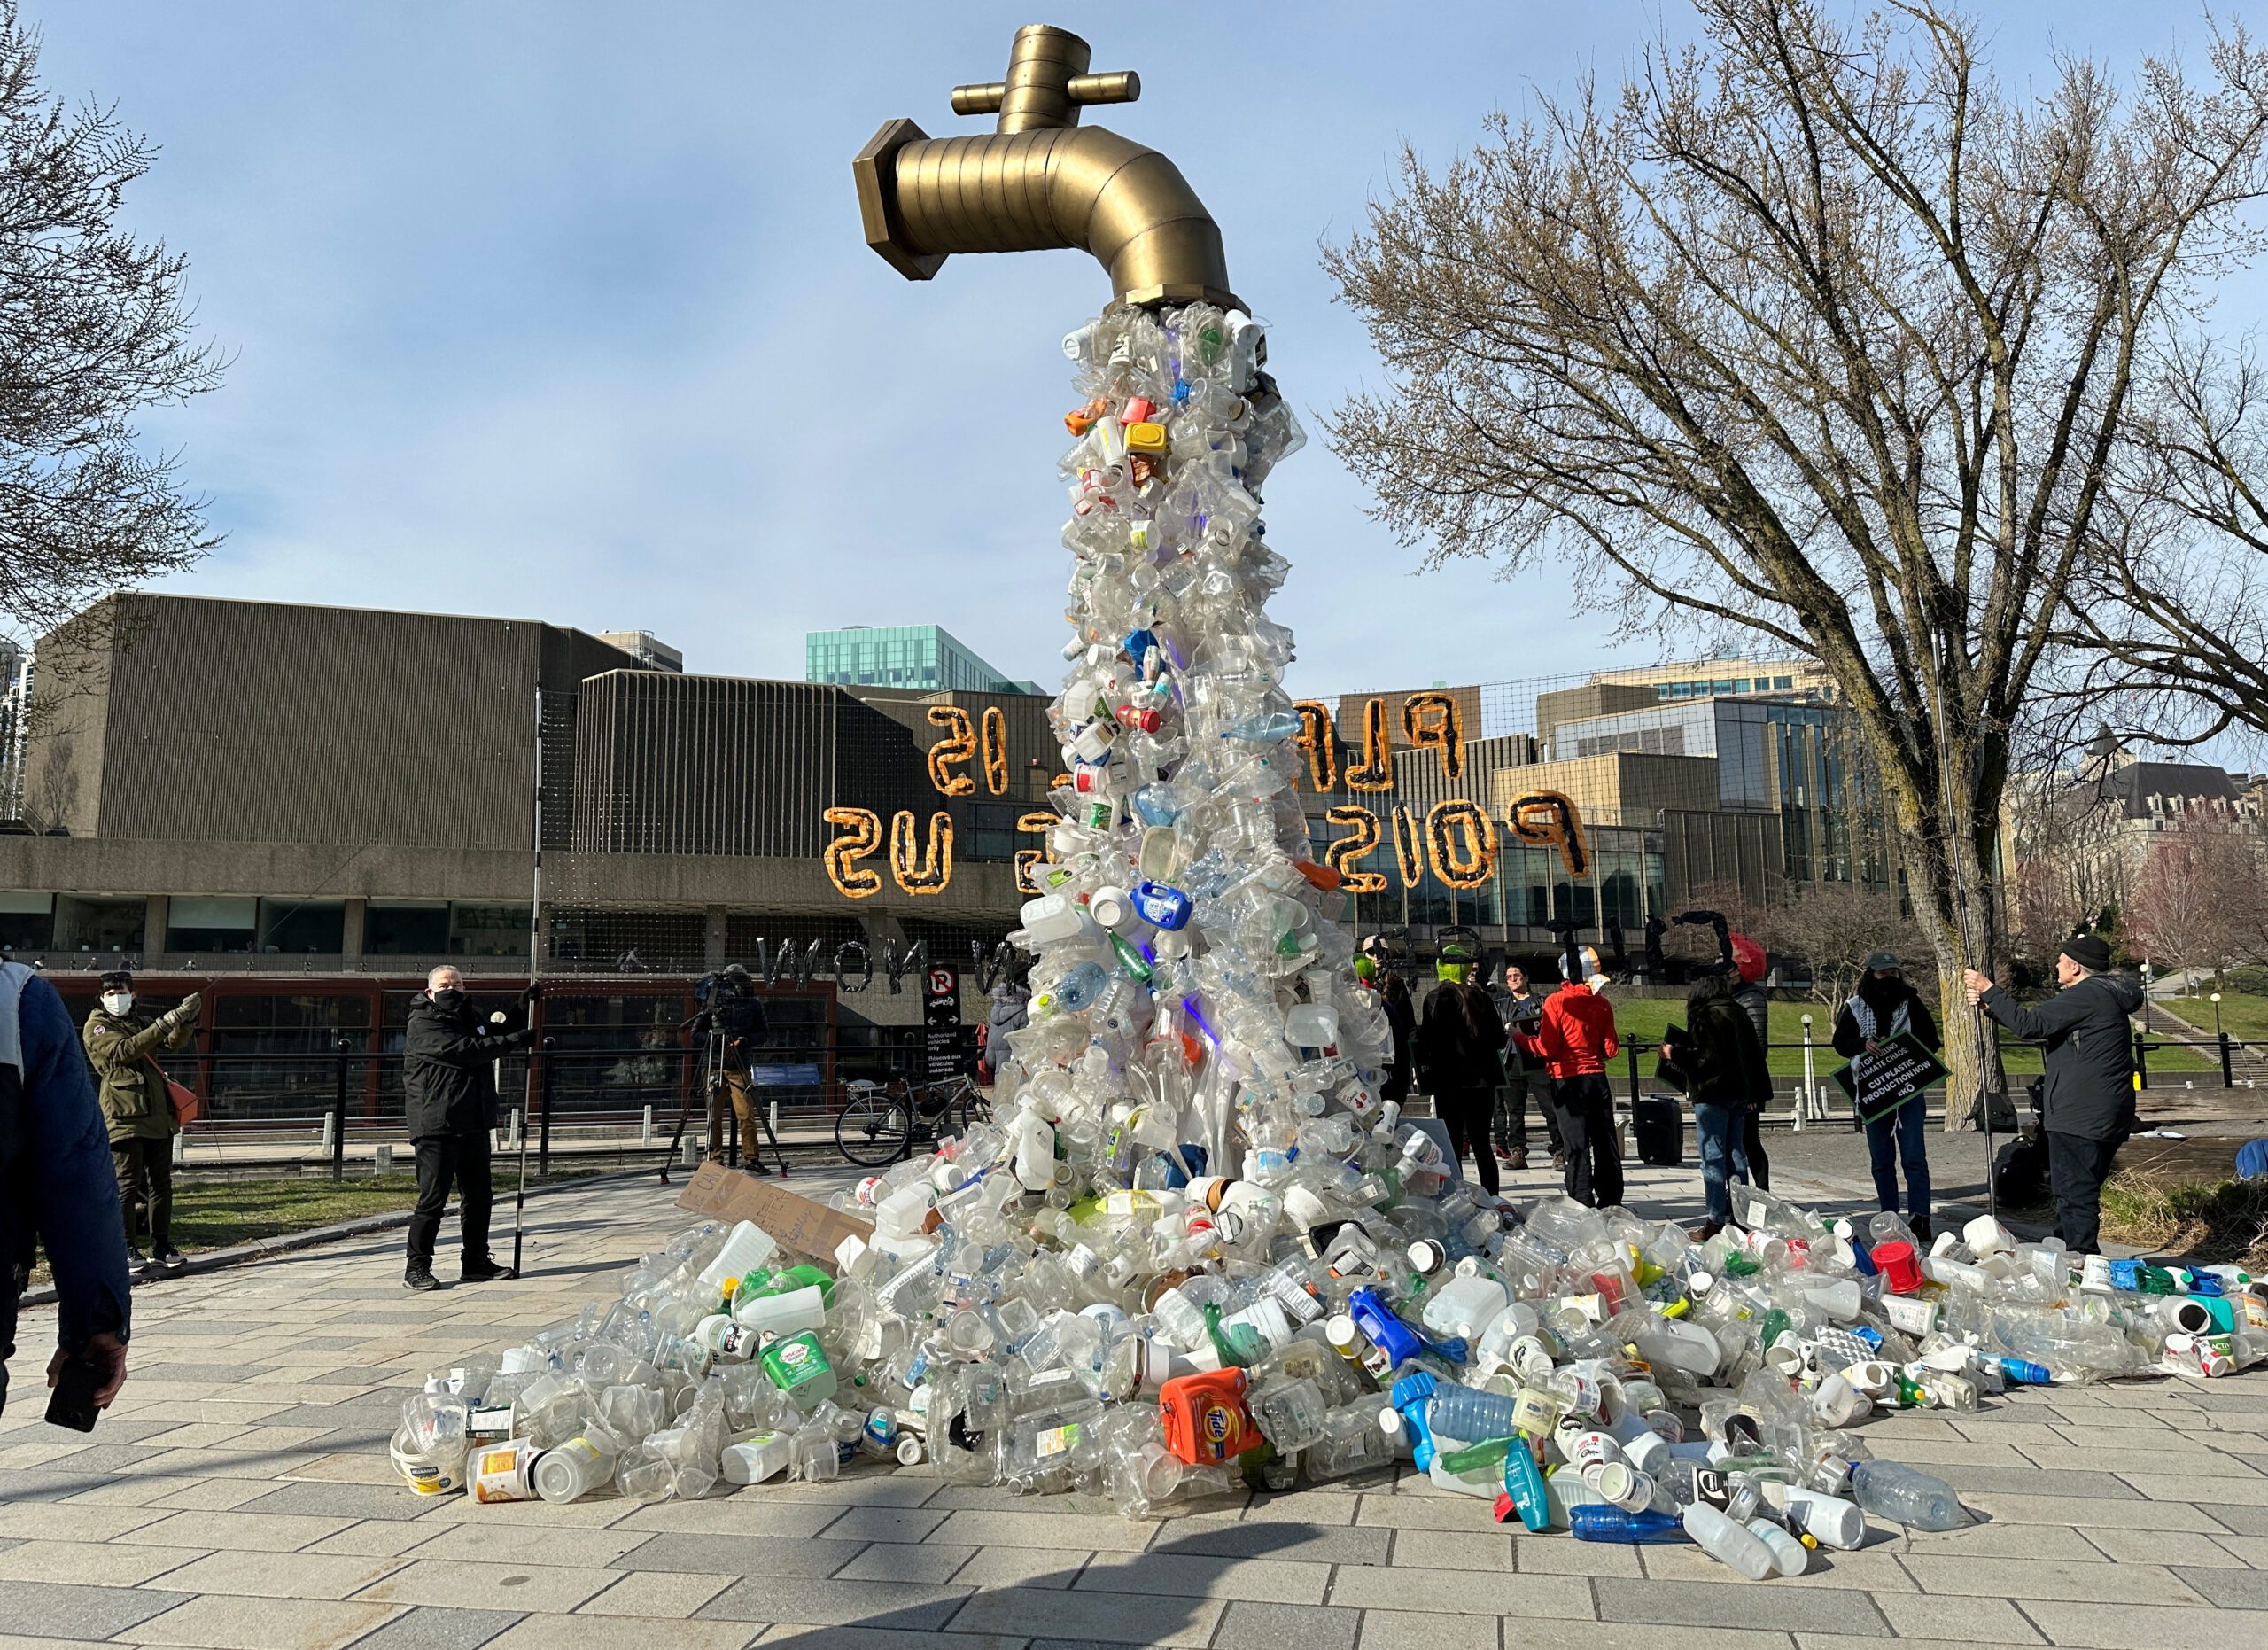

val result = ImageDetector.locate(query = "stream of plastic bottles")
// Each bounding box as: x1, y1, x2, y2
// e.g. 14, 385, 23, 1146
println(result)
389, 301, 2268, 1575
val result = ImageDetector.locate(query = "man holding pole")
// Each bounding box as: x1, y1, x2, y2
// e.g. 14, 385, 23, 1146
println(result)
1965, 935, 2142, 1255
402, 967, 535, 1291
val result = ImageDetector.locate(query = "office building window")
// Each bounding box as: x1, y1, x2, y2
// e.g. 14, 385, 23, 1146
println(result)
52, 896, 146, 953
167, 895, 258, 953
368, 903, 450, 955
260, 899, 346, 954
0, 891, 53, 951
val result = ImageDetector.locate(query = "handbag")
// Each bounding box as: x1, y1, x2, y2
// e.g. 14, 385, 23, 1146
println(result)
150, 1058, 202, 1126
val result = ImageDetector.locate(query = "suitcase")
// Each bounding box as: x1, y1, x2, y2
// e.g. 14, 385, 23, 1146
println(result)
1632, 1096, 1685, 1167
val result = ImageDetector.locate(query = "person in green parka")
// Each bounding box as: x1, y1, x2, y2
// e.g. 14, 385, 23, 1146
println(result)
82, 970, 199, 1280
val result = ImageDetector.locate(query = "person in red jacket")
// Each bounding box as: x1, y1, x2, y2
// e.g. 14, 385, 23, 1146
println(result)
1516, 947, 1623, 1208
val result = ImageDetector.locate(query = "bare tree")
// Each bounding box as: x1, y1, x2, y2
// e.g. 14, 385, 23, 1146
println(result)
0, 0, 223, 647
2002, 752, 2131, 962
2055, 342, 2268, 753
2124, 823, 2268, 974
1323, 0, 2268, 1126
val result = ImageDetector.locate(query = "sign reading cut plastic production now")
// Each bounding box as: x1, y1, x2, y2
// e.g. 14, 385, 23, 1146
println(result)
817, 690, 1588, 901
1829, 1031, 1951, 1126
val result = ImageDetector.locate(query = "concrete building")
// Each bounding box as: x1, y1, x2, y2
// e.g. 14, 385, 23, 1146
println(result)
594, 630, 684, 672
0, 594, 1064, 1131
0, 593, 1053, 980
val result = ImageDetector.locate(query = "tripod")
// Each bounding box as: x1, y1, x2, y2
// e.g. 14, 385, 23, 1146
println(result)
661, 1016, 785, 1182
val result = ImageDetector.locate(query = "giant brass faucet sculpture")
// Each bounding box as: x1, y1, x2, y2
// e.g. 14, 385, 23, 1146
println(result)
852, 24, 1239, 312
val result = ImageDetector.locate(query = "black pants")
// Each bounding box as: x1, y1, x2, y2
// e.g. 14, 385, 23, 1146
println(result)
1495, 1072, 1564, 1156
1436, 1087, 1499, 1196
112, 1136, 172, 1253
1555, 1074, 1623, 1209
2047, 1130, 2123, 1254
1743, 1108, 1769, 1190
407, 1132, 494, 1273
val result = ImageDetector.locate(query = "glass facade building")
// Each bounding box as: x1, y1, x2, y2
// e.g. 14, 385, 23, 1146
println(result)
1550, 697, 1890, 889
805, 624, 1033, 695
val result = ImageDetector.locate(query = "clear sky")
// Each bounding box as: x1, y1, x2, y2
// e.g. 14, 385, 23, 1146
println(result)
21, 1, 2243, 698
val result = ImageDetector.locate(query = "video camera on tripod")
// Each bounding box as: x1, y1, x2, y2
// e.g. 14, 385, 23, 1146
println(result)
663, 963, 783, 1181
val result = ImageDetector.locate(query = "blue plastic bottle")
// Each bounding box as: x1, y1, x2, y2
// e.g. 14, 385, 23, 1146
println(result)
1570, 1505, 1685, 1543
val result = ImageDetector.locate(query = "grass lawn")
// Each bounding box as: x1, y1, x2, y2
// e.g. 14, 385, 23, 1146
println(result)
167, 1173, 428, 1252
2158, 988, 2268, 1048
1603, 993, 2212, 1079
35, 1168, 601, 1287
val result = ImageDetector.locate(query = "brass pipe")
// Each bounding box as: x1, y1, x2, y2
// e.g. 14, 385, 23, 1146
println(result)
853, 26, 1236, 312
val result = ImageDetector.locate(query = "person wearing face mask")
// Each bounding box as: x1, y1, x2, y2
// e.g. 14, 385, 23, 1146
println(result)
402, 966, 536, 1292
1832, 951, 1943, 1241
81, 971, 200, 1280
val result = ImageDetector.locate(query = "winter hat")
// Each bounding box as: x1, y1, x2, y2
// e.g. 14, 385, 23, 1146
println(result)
1730, 933, 1767, 985
2060, 934, 2113, 973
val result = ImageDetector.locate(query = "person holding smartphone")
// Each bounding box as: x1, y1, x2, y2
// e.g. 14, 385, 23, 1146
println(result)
2, 960, 133, 1424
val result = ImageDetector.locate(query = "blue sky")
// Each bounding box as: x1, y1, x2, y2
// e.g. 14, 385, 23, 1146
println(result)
22, 1, 2240, 698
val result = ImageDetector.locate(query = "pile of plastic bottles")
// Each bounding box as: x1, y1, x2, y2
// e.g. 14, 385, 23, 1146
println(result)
392, 1184, 2268, 1572
386, 300, 2268, 1574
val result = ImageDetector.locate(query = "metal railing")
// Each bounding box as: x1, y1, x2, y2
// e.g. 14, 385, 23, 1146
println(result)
147, 1032, 961, 1181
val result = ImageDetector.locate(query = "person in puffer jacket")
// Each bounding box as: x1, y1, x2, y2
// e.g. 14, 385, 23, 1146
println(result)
1516, 948, 1622, 1208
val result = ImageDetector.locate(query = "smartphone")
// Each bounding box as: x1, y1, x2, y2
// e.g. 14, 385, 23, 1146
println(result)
44, 1351, 105, 1433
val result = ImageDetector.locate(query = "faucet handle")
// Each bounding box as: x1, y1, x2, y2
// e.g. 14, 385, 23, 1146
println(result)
950, 70, 1140, 121
1068, 71, 1141, 107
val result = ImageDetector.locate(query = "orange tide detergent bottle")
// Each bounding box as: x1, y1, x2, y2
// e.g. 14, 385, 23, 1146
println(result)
1160, 1369, 1263, 1466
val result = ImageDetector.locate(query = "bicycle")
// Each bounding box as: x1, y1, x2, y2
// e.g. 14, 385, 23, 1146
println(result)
834, 1073, 991, 1168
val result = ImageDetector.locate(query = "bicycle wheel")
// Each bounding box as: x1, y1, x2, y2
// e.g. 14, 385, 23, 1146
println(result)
835, 1091, 913, 1168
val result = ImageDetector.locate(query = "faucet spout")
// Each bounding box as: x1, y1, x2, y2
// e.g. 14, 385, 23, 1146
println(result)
852, 26, 1238, 312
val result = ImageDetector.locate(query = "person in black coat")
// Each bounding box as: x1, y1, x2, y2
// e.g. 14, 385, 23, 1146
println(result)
402, 966, 534, 1290
1662, 971, 1771, 1241
1414, 946, 1505, 1197
1832, 951, 1943, 1241
1967, 934, 2145, 1253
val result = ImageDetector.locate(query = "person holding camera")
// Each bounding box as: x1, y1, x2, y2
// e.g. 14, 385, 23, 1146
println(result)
82, 969, 200, 1280
3, 960, 133, 1423
403, 966, 534, 1290
692, 963, 769, 1165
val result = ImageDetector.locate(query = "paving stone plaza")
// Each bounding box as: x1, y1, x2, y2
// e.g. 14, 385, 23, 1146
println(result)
9, 1164, 2268, 1650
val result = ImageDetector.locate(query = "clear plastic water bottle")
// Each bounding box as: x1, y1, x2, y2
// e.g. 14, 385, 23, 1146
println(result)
1682, 1501, 1777, 1578
1850, 1459, 1963, 1530
1425, 1381, 1521, 1445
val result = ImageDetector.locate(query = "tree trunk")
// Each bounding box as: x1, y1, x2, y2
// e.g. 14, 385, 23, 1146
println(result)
1896, 785, 2016, 1135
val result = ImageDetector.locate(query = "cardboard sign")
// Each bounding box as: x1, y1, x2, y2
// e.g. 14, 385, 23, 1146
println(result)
673, 1162, 874, 1262
1829, 1030, 1949, 1125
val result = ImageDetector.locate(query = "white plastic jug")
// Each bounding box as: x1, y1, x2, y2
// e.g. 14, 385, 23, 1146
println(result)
722, 1432, 792, 1485
1015, 892, 1093, 945
698, 1221, 779, 1294
732, 1284, 827, 1337
1420, 1273, 1509, 1343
